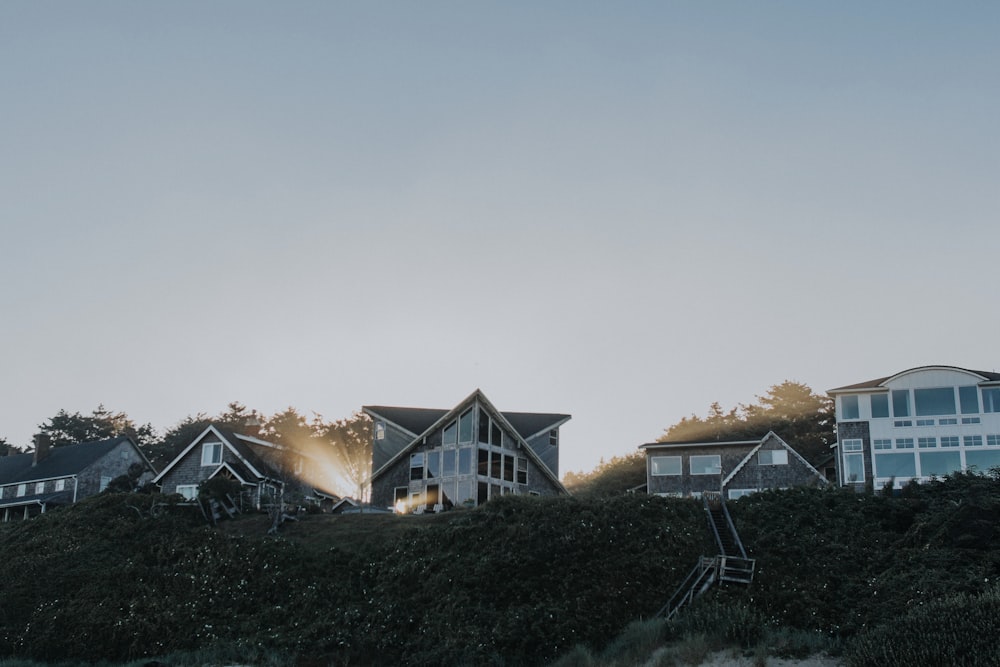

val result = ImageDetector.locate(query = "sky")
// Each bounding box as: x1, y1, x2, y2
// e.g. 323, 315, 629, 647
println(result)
2, 1, 998, 477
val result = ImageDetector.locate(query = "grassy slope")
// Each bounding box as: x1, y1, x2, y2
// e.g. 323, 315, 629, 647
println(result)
3, 475, 1000, 666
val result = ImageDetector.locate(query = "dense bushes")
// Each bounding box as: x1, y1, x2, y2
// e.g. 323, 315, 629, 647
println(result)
5, 475, 1000, 665
0, 493, 708, 665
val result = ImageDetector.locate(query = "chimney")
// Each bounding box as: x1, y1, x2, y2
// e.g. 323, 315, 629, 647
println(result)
33, 433, 52, 466
244, 412, 262, 438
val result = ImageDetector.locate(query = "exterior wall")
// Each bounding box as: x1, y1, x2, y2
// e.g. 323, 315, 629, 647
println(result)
726, 438, 826, 495
834, 421, 871, 490
371, 401, 564, 511
646, 444, 752, 497
158, 434, 261, 502
524, 429, 560, 479
372, 420, 416, 472
834, 368, 1000, 490
77, 441, 153, 499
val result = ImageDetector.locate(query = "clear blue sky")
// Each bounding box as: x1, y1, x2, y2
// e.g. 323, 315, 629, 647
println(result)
2, 1, 998, 476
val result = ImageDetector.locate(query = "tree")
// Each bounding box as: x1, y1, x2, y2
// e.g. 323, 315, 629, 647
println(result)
317, 412, 372, 501
0, 437, 22, 456
37, 405, 155, 448
659, 380, 834, 465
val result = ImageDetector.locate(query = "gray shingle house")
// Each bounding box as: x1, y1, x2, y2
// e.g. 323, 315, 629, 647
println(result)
640, 432, 827, 500
0, 435, 156, 520
363, 389, 570, 512
153, 425, 339, 510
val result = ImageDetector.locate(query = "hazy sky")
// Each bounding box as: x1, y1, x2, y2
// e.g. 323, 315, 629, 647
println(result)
2, 2, 998, 476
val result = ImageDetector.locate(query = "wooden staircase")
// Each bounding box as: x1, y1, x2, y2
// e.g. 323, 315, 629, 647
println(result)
657, 493, 755, 620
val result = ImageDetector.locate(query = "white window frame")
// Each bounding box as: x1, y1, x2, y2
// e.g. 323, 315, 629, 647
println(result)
690, 455, 722, 475
35, 482, 45, 494
176, 484, 198, 500
55, 479, 65, 492
16, 484, 26, 497
201, 442, 223, 466
843, 453, 865, 483
758, 449, 788, 466
728, 488, 757, 500
99, 475, 112, 492
651, 455, 682, 476
375, 422, 386, 440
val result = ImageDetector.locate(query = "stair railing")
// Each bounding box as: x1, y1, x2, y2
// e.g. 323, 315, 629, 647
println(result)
656, 555, 718, 620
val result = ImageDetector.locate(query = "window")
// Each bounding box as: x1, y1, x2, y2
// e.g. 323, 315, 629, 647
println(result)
918, 437, 937, 449
490, 450, 502, 478
843, 453, 865, 483
478, 408, 490, 443
517, 457, 528, 484
17, 484, 26, 497
443, 449, 456, 476
728, 489, 757, 500
375, 422, 386, 440
915, 387, 957, 416
549, 429, 559, 446
35, 482, 44, 494
55, 479, 65, 492
842, 439, 863, 452
443, 420, 458, 445
964, 436, 983, 447
983, 388, 1000, 413
895, 438, 914, 449
426, 451, 440, 479
393, 487, 408, 512
875, 453, 916, 478
892, 389, 911, 417
894, 420, 913, 427
478, 448, 489, 476
503, 454, 515, 482
989, 435, 1000, 447
690, 455, 721, 475
965, 450, 1000, 472
176, 485, 198, 500
841, 395, 860, 420
871, 394, 890, 418
939, 418, 958, 425
873, 439, 892, 450
410, 453, 424, 481
458, 409, 474, 443
201, 442, 222, 466
99, 475, 112, 492
758, 449, 788, 465
940, 436, 959, 448
458, 447, 473, 474
916, 419, 935, 426
963, 417, 981, 424
651, 456, 682, 476
959, 386, 980, 414
920, 451, 961, 477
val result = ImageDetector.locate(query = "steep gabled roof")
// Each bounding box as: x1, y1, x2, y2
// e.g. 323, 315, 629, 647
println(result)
828, 365, 1000, 393
365, 390, 569, 493
720, 432, 826, 488
363, 405, 570, 442
152, 425, 282, 485
0, 436, 138, 485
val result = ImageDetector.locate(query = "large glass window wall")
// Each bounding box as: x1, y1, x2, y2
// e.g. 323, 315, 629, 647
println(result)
404, 403, 531, 511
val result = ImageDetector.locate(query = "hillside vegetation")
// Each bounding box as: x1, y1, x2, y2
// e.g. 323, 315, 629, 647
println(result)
3, 474, 1000, 666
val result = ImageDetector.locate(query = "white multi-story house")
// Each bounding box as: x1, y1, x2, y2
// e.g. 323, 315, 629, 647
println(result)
828, 366, 1000, 490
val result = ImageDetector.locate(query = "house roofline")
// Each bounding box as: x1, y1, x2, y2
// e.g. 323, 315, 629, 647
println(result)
367, 389, 568, 494
828, 365, 1000, 394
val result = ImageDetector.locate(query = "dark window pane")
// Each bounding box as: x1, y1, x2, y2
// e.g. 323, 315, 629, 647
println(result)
491, 422, 502, 447
443, 449, 456, 476
478, 408, 490, 443
491, 451, 502, 478
478, 448, 489, 476
459, 447, 472, 474
914, 388, 956, 416
459, 409, 474, 443
443, 420, 457, 445
892, 390, 910, 417
841, 395, 859, 420
871, 394, 889, 418
477, 481, 489, 504
427, 451, 440, 478
503, 454, 515, 482
960, 386, 980, 414
426, 484, 440, 507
